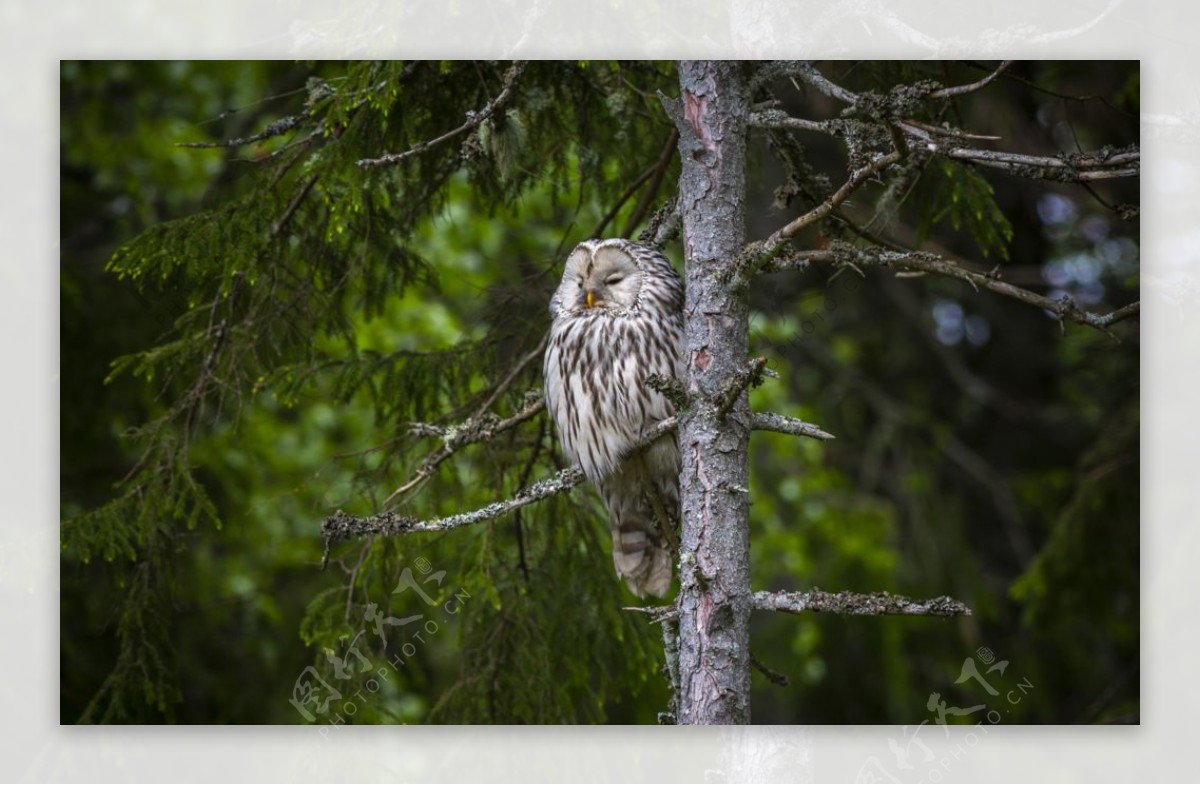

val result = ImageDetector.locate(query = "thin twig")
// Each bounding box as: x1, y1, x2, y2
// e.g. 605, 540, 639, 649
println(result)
622, 129, 679, 238
590, 163, 659, 239
271, 174, 318, 237
177, 113, 304, 149
750, 653, 790, 686
471, 333, 548, 421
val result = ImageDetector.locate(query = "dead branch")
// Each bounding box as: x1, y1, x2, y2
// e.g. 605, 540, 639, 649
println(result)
756, 246, 1139, 336
326, 407, 834, 550
753, 589, 971, 617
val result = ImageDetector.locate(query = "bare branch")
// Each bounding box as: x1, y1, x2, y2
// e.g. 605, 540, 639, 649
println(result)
357, 62, 527, 168
328, 406, 835, 551
786, 60, 859, 104
775, 62, 1139, 184
1096, 300, 1140, 327
764, 150, 904, 252
748, 110, 837, 135
753, 589, 972, 617
926, 60, 1014, 99
750, 653, 791, 686
900, 118, 1001, 141
927, 142, 1139, 182
633, 586, 970, 621
757, 246, 1139, 336
331, 415, 680, 551
324, 466, 585, 555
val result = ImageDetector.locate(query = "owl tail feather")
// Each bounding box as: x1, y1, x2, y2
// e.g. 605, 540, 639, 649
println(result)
612, 526, 674, 598
599, 451, 679, 598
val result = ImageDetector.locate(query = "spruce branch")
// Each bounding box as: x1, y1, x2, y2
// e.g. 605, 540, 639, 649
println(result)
357, 61, 527, 168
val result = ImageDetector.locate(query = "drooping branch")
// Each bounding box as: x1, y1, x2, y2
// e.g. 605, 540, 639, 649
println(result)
357, 61, 527, 168
753, 589, 972, 617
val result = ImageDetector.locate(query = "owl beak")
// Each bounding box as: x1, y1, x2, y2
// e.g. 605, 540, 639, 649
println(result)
585, 289, 597, 308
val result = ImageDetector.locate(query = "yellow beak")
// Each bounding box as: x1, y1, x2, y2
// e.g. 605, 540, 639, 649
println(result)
585, 290, 597, 308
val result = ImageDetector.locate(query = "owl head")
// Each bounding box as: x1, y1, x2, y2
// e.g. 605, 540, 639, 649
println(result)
550, 239, 653, 317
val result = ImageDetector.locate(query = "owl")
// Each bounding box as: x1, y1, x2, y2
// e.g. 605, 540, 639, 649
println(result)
543, 238, 685, 598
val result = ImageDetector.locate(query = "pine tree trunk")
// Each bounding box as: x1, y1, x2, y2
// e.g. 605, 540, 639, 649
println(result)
670, 60, 752, 725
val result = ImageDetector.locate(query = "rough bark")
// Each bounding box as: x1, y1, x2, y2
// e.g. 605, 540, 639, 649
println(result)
667, 60, 752, 725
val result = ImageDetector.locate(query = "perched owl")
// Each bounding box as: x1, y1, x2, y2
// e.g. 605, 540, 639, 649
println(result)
543, 238, 685, 598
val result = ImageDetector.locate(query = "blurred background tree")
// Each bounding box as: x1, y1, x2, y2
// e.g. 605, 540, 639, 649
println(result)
60, 60, 1138, 724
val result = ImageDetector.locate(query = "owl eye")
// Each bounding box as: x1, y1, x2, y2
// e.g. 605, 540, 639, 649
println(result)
604, 274, 625, 285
